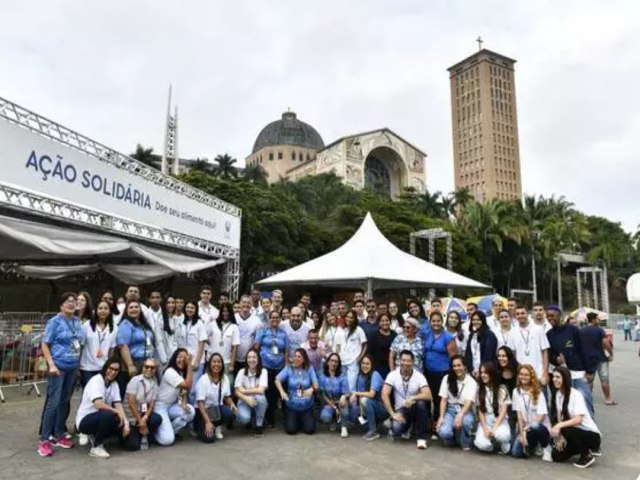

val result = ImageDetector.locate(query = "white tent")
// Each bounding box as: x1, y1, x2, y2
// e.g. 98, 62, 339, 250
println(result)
257, 212, 489, 293
0, 214, 225, 283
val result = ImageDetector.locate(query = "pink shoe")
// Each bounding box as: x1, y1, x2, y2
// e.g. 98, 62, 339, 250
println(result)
53, 436, 74, 449
37, 441, 54, 457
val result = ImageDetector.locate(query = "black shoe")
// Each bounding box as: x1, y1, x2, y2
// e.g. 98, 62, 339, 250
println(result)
573, 454, 595, 469
590, 448, 602, 457
254, 426, 264, 437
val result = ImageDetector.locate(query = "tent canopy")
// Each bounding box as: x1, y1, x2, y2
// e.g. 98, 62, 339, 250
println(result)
257, 213, 489, 292
0, 213, 226, 283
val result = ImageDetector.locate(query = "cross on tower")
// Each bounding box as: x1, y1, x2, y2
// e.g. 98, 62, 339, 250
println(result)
476, 36, 484, 51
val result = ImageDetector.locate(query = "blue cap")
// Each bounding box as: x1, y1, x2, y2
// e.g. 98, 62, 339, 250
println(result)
546, 304, 562, 313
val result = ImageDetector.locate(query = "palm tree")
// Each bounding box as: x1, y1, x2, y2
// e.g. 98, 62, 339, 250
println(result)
243, 163, 268, 185
418, 189, 446, 219
451, 187, 473, 211
190, 158, 212, 174
130, 144, 160, 169
213, 154, 238, 179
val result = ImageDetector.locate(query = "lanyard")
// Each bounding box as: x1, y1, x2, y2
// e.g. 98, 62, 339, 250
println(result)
96, 325, 109, 348
329, 326, 337, 345
211, 378, 223, 405
500, 329, 510, 345
401, 371, 414, 398
520, 389, 532, 419
221, 322, 232, 339
63, 318, 78, 338
519, 328, 531, 354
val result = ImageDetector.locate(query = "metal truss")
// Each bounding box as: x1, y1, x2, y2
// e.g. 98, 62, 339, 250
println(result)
410, 228, 454, 297
222, 256, 241, 300
576, 266, 609, 314
0, 96, 241, 259
0, 183, 239, 259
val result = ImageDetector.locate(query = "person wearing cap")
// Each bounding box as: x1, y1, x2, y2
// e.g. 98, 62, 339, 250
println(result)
389, 317, 424, 372
545, 305, 594, 417
580, 312, 615, 406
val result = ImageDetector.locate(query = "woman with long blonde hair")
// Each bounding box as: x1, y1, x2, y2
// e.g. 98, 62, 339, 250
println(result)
511, 364, 552, 461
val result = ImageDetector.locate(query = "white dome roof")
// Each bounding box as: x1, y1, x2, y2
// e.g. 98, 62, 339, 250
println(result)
627, 273, 640, 304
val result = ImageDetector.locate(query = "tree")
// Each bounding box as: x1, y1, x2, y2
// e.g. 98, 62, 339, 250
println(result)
190, 158, 212, 174
213, 154, 238, 179
130, 144, 160, 169
242, 163, 268, 185
451, 187, 473, 212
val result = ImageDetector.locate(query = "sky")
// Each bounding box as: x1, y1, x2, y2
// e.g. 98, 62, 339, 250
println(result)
1, 0, 638, 232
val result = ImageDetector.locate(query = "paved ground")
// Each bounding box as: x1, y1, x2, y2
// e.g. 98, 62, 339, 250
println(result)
1, 331, 639, 480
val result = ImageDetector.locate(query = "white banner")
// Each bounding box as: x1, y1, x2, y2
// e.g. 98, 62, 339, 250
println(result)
0, 119, 240, 249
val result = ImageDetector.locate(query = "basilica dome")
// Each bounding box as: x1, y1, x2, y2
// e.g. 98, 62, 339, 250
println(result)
252, 111, 324, 153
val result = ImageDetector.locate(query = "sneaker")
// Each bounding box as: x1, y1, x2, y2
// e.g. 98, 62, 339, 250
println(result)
340, 426, 348, 438
542, 446, 552, 462
534, 445, 543, 457
89, 445, 110, 459
500, 441, 511, 455
78, 433, 89, 447
382, 419, 391, 430
254, 426, 264, 438
401, 430, 412, 440
573, 454, 595, 469
417, 439, 428, 450
430, 433, 439, 441
215, 426, 224, 440
363, 431, 380, 441
590, 448, 602, 457
37, 441, 54, 457
53, 436, 74, 449
462, 446, 472, 451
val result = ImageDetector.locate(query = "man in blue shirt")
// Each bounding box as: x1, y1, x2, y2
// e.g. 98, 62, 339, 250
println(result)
623, 317, 632, 341
545, 305, 595, 416
580, 312, 615, 405
359, 299, 379, 341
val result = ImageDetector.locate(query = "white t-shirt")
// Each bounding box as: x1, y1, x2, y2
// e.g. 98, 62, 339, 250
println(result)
470, 336, 481, 372
554, 388, 600, 434
476, 384, 511, 416
494, 327, 513, 351
438, 374, 478, 407
176, 319, 208, 361
124, 374, 158, 422
321, 325, 345, 352
507, 323, 550, 378
198, 302, 219, 324
196, 374, 231, 407
206, 321, 241, 364
235, 312, 263, 361
79, 322, 117, 372
162, 315, 183, 360
234, 368, 268, 393
384, 369, 429, 410
336, 326, 367, 365
281, 321, 311, 361
156, 367, 185, 407
512, 387, 549, 426
75, 374, 121, 428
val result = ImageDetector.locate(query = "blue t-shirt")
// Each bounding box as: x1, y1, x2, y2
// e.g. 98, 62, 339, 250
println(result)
355, 371, 384, 401
579, 325, 607, 369
319, 372, 350, 400
43, 313, 86, 371
116, 319, 154, 361
359, 319, 378, 340
276, 365, 318, 411
424, 330, 454, 373
255, 327, 290, 370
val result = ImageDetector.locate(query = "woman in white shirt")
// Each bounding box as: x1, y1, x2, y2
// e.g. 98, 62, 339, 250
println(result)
234, 349, 268, 436
549, 366, 602, 469
122, 358, 162, 451
206, 303, 240, 382
154, 348, 195, 446
80, 301, 117, 387
336, 310, 368, 391
177, 301, 208, 404
75, 357, 129, 459
446, 311, 468, 357
159, 296, 181, 362
436, 355, 478, 450
194, 353, 239, 443
319, 312, 345, 353
474, 362, 511, 454
511, 364, 552, 461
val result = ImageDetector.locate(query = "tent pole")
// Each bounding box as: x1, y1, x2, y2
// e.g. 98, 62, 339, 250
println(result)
366, 278, 373, 299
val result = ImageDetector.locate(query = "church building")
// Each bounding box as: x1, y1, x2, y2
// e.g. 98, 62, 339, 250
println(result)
246, 111, 427, 197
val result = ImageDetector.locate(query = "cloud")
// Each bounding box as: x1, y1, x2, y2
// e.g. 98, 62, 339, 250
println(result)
0, 0, 637, 231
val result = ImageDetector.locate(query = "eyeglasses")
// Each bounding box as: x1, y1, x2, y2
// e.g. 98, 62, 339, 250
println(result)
143, 365, 156, 370
107, 366, 120, 372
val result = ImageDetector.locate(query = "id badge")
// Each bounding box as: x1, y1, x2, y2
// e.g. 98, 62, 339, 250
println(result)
271, 344, 279, 355
140, 402, 148, 414
145, 335, 153, 348
219, 340, 224, 347
296, 388, 303, 398
71, 339, 81, 353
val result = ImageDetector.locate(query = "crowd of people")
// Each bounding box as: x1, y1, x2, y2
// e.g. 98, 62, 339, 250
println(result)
37, 285, 612, 469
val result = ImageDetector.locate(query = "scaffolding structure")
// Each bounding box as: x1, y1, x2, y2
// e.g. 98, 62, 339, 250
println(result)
576, 266, 609, 314
410, 228, 453, 298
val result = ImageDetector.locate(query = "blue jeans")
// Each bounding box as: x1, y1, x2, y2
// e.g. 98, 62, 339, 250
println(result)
573, 377, 594, 418
320, 403, 350, 427
237, 395, 268, 427
512, 423, 550, 457
350, 397, 389, 432
40, 369, 77, 441
189, 366, 204, 405
390, 401, 429, 440
193, 405, 236, 443
438, 405, 475, 448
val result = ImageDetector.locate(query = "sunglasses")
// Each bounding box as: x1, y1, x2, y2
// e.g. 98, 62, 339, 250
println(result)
143, 365, 156, 370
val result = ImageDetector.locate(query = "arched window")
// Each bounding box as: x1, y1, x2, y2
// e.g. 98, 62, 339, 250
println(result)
364, 155, 391, 196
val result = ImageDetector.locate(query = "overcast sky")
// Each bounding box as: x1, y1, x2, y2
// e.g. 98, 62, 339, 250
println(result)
1, 0, 638, 232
